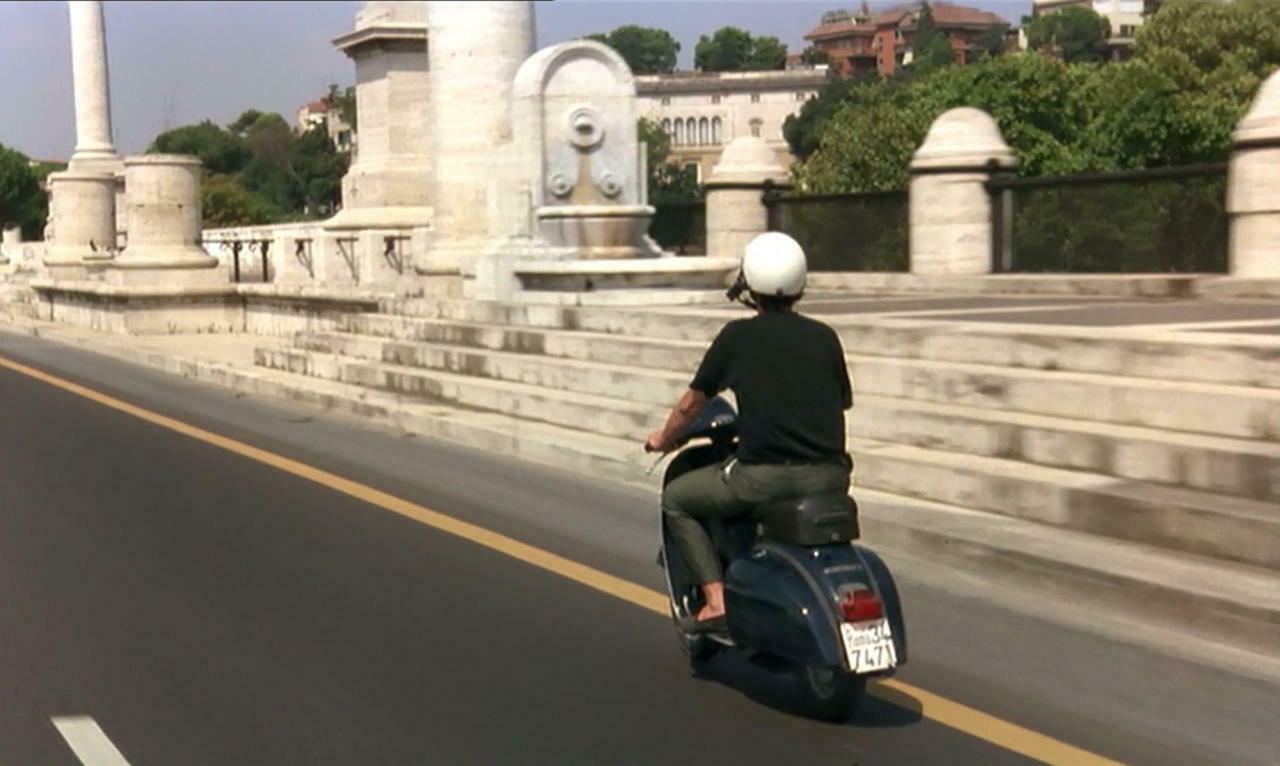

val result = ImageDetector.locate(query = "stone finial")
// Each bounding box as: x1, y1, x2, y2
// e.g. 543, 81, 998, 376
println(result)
707, 136, 789, 186
910, 107, 1017, 172
1235, 69, 1280, 146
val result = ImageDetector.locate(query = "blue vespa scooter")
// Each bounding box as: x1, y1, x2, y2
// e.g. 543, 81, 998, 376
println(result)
653, 398, 907, 721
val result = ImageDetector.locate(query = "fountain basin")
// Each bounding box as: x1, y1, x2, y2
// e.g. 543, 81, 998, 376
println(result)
534, 204, 657, 259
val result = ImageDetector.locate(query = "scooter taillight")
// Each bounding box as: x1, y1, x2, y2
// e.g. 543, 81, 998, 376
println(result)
840, 589, 884, 622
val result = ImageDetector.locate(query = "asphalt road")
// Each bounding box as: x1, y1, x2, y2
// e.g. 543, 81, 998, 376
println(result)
1, 330, 1278, 766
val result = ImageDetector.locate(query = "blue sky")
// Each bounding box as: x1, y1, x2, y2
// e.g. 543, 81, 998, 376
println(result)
0, 0, 1033, 160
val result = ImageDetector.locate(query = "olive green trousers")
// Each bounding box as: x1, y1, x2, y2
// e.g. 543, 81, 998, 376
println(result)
662, 458, 850, 585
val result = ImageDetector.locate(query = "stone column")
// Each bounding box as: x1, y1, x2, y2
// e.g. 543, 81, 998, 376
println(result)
43, 169, 117, 277
327, 1, 432, 230
0, 228, 18, 265
908, 107, 1016, 275
111, 155, 220, 285
67, 1, 117, 166
1227, 70, 1280, 278
704, 136, 790, 259
425, 0, 535, 272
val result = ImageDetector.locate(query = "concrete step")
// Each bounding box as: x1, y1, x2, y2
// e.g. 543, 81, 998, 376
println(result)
254, 346, 667, 441
853, 395, 1280, 502
855, 442, 1280, 570
856, 489, 1280, 661
383, 298, 1280, 387
291, 331, 690, 407
855, 356, 1280, 441
375, 299, 729, 342
334, 313, 709, 371
837, 322, 1280, 390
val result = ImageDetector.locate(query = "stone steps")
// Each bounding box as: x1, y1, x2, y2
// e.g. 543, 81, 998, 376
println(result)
294, 330, 690, 407
298, 324, 1280, 442
855, 356, 1280, 441
855, 442, 1280, 569
372, 299, 1280, 389
254, 346, 668, 441
334, 313, 709, 371
852, 395, 1280, 502
855, 489, 1280, 661
836, 321, 1280, 390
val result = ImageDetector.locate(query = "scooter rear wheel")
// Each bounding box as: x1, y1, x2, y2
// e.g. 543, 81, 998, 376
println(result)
801, 665, 866, 722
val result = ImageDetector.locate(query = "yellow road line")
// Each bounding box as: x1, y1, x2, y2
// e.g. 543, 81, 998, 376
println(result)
1, 353, 1126, 766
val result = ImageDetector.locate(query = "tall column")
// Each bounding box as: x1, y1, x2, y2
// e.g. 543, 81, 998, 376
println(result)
908, 107, 1016, 275
425, 1, 535, 272
67, 0, 118, 166
1227, 69, 1280, 278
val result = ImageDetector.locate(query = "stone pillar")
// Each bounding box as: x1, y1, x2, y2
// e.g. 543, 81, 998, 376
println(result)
425, 0, 535, 272
327, 1, 432, 230
0, 228, 18, 265
1228, 70, 1280, 278
908, 107, 1016, 275
43, 169, 117, 277
111, 155, 220, 284
704, 136, 790, 259
67, 1, 117, 166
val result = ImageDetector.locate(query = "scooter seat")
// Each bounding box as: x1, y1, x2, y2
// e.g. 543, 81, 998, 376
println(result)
758, 492, 859, 546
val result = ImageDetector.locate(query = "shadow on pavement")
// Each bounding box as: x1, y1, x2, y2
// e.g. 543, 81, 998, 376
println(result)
692, 649, 922, 728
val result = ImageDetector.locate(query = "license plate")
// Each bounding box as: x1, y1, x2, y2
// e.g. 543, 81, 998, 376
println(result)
840, 618, 897, 674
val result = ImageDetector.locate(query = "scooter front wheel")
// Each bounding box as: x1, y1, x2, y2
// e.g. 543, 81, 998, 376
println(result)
800, 665, 866, 722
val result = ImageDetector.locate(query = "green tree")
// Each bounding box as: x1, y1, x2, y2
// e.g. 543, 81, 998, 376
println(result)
291, 125, 349, 216
1024, 6, 1111, 63
585, 25, 680, 74
908, 3, 957, 73
637, 118, 701, 204
782, 72, 868, 160
801, 46, 830, 66
227, 109, 265, 137
0, 144, 47, 240
695, 27, 787, 72
975, 23, 1012, 59
338, 85, 357, 131
148, 120, 252, 174
201, 172, 278, 227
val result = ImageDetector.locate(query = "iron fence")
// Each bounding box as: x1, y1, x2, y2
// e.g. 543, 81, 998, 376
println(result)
764, 183, 909, 272
988, 163, 1229, 273
649, 202, 706, 255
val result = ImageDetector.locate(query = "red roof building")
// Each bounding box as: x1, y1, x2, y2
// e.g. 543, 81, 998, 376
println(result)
806, 2, 1011, 77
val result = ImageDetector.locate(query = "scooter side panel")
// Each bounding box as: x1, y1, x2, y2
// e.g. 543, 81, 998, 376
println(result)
726, 543, 909, 672
724, 553, 840, 666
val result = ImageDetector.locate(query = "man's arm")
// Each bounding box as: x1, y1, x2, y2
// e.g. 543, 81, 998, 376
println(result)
645, 389, 710, 453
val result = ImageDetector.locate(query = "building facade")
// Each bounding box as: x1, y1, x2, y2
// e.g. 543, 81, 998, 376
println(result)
296, 95, 355, 153
635, 68, 831, 182
805, 2, 1011, 78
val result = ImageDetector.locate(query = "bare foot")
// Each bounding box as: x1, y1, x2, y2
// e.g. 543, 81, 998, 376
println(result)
695, 604, 726, 621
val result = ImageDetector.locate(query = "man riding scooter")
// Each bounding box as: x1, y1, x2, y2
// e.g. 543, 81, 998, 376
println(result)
645, 232, 854, 634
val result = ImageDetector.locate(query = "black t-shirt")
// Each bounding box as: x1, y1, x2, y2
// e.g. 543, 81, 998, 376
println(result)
689, 310, 852, 465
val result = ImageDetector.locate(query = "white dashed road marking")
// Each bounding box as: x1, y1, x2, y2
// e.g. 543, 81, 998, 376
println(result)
51, 717, 133, 766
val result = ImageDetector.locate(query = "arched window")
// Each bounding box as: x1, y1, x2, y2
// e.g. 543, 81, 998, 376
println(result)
699, 117, 709, 145
674, 118, 684, 145
661, 118, 672, 137
749, 118, 763, 138
711, 117, 722, 145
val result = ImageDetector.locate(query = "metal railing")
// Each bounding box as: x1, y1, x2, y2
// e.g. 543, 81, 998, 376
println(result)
763, 182, 909, 272
987, 163, 1229, 273
650, 202, 706, 255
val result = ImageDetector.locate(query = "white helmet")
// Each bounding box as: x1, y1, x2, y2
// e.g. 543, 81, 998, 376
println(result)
742, 232, 807, 297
